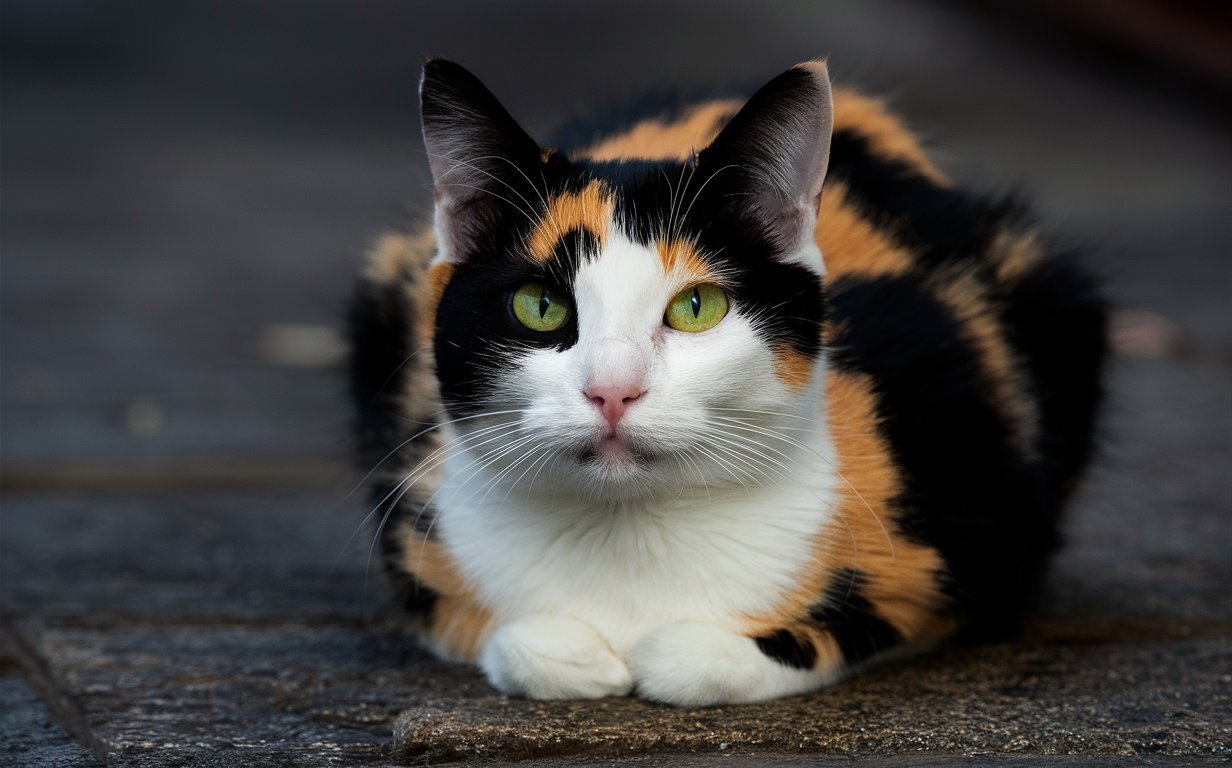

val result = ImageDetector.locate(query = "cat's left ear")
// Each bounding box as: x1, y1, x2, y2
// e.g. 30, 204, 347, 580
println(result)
698, 60, 833, 270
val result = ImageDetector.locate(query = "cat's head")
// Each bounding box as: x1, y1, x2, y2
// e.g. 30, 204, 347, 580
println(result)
420, 59, 832, 503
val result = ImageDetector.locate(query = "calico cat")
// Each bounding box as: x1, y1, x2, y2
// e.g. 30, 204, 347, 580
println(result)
347, 59, 1106, 706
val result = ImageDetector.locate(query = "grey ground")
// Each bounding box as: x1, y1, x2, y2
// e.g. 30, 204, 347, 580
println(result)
2, 1, 1229, 765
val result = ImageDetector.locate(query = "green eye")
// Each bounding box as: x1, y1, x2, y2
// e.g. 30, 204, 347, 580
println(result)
511, 282, 570, 332
665, 283, 728, 333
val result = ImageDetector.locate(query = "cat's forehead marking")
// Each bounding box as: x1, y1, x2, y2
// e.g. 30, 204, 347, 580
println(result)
525, 179, 614, 263
657, 239, 715, 282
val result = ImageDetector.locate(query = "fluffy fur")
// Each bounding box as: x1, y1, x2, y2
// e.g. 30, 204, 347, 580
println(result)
347, 59, 1107, 705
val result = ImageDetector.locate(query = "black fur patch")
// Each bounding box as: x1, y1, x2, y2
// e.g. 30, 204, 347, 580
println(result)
755, 629, 818, 670
807, 568, 902, 666
433, 255, 581, 417
347, 276, 415, 470
996, 251, 1108, 497
828, 129, 1023, 267
828, 273, 1049, 632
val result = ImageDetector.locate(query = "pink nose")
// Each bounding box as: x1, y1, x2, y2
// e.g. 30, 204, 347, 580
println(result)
584, 384, 646, 427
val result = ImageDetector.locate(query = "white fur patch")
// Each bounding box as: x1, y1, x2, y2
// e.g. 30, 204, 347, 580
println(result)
428, 226, 839, 702
481, 613, 633, 699
630, 622, 840, 705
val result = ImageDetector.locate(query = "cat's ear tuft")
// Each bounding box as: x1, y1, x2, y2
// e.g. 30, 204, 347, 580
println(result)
420, 59, 543, 263
699, 60, 833, 263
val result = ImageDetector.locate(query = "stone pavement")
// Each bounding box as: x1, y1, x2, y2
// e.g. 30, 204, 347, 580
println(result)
2, 1, 1229, 765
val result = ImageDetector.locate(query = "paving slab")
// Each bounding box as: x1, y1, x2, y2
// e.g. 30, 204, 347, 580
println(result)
387, 636, 1231, 763
0, 489, 384, 625
8, 620, 408, 766
8, 619, 1225, 766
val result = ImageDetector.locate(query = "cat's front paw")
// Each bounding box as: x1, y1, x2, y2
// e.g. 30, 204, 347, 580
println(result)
479, 614, 633, 700
629, 622, 826, 706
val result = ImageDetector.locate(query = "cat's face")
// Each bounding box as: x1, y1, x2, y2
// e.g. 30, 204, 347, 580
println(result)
421, 60, 833, 501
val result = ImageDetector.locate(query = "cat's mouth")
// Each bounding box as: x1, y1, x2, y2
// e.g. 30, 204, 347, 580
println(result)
575, 431, 656, 473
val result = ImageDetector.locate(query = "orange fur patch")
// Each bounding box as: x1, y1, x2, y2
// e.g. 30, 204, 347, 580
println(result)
525, 180, 613, 263
577, 100, 741, 162
815, 180, 914, 280
772, 345, 817, 391
832, 88, 949, 186
932, 272, 1039, 458
990, 228, 1044, 288
396, 527, 494, 662
742, 369, 953, 656
657, 239, 712, 280
430, 595, 496, 662
418, 260, 454, 346
399, 532, 468, 596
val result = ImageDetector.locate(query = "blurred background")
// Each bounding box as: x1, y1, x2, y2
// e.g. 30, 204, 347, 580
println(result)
1, 0, 1228, 481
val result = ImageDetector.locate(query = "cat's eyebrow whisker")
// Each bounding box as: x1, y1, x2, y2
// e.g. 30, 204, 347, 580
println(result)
426, 151, 544, 226
679, 162, 739, 232
491, 154, 551, 218
433, 180, 538, 230
486, 153, 574, 256
671, 158, 697, 242
659, 168, 676, 244
536, 168, 569, 248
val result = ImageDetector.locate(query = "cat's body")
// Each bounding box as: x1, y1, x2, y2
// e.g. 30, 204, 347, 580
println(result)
348, 60, 1106, 705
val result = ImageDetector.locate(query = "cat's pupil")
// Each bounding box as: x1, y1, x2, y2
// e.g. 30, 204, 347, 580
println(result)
538, 291, 551, 319
690, 289, 701, 318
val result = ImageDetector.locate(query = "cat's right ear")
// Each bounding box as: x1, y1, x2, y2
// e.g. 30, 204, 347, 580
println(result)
697, 60, 833, 270
420, 59, 543, 264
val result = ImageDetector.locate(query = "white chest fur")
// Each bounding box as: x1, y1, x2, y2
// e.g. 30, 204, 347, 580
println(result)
434, 422, 839, 655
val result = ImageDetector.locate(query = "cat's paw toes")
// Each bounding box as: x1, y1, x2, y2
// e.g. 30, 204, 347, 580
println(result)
480, 614, 633, 700
629, 622, 821, 706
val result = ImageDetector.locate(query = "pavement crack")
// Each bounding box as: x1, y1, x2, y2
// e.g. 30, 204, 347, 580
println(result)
0, 616, 112, 762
